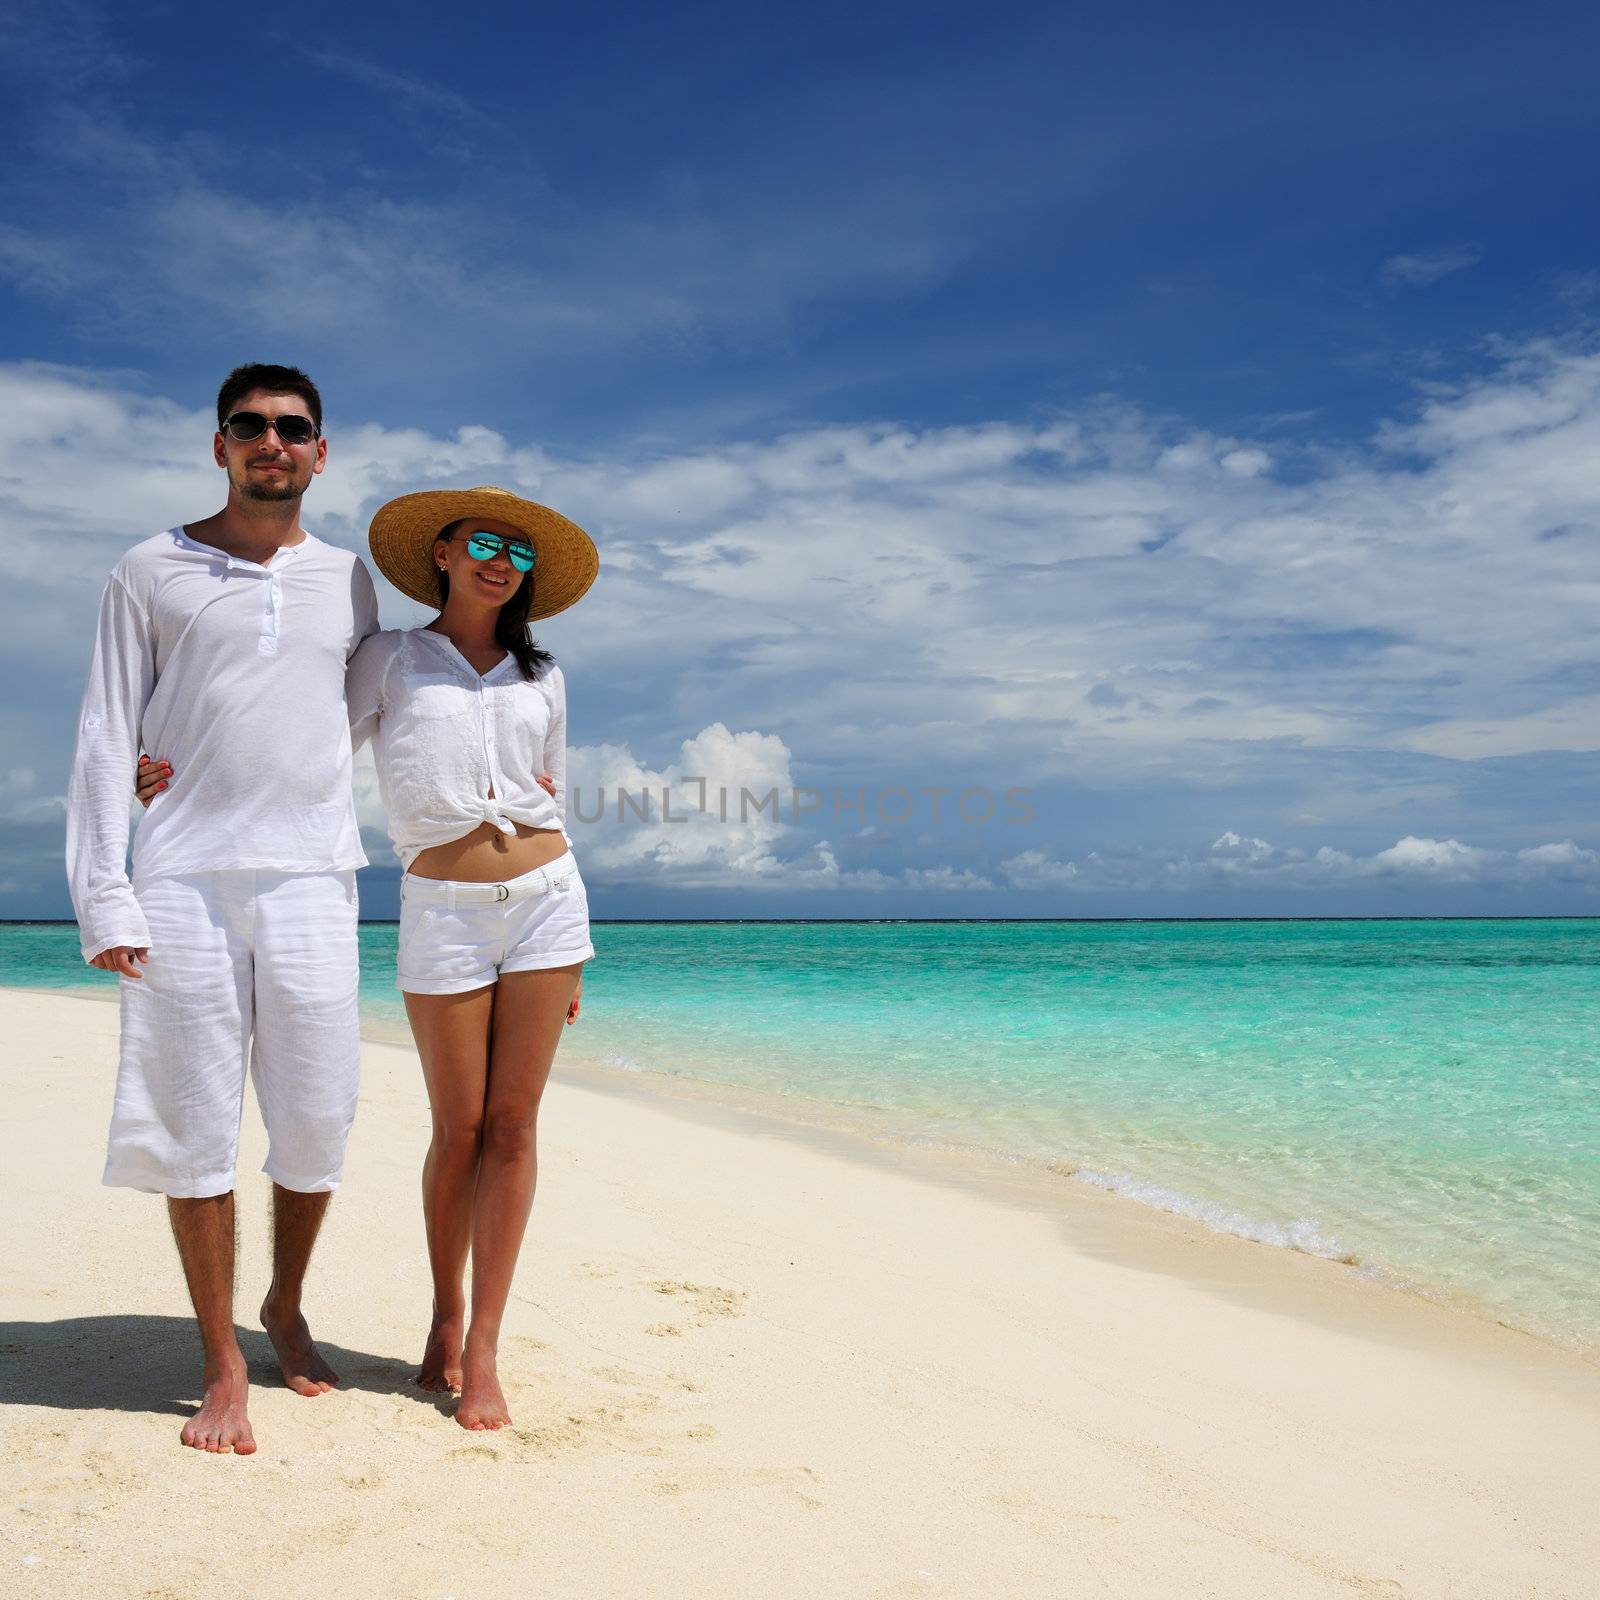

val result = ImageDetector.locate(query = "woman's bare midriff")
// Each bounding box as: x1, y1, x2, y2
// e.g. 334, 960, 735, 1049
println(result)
408, 820, 570, 883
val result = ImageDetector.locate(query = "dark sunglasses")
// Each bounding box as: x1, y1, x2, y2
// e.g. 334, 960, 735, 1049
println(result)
222, 411, 320, 445
461, 530, 537, 572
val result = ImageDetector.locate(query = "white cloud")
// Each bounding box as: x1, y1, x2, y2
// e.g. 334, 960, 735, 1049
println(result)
1381, 246, 1483, 288
1368, 835, 1489, 879
898, 865, 994, 891
557, 722, 999, 892
0, 767, 65, 825
301, 47, 476, 122
1001, 832, 1600, 893
566, 722, 802, 886
352, 746, 391, 864
998, 849, 1079, 888
1395, 695, 1600, 760
1219, 447, 1272, 478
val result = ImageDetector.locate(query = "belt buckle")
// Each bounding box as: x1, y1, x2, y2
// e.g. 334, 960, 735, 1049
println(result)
495, 883, 510, 902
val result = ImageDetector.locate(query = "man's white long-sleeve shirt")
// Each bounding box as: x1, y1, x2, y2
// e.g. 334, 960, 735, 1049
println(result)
65, 526, 380, 961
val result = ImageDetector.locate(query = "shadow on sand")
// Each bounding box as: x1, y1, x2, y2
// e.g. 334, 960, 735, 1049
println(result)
0, 1314, 448, 1419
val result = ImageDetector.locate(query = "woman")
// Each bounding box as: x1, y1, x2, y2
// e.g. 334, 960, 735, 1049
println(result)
137, 484, 599, 1432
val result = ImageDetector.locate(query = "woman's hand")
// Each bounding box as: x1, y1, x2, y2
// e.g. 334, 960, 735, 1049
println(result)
537, 770, 556, 799
566, 973, 582, 1025
134, 755, 170, 808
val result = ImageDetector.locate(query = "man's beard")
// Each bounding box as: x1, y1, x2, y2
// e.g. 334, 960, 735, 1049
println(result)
238, 474, 305, 502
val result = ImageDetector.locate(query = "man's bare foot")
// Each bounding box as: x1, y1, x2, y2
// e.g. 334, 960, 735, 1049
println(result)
260, 1295, 339, 1397
181, 1353, 256, 1454
416, 1311, 465, 1394
455, 1338, 511, 1430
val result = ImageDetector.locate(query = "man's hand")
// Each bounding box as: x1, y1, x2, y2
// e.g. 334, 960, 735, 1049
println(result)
101, 755, 162, 974
135, 754, 170, 808
91, 946, 149, 979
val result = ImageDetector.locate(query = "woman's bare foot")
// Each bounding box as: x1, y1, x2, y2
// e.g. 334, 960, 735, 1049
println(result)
180, 1352, 256, 1454
260, 1295, 339, 1397
455, 1337, 511, 1430
416, 1310, 465, 1394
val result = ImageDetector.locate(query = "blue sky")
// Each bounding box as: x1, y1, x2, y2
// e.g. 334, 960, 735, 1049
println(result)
3, 0, 1599, 918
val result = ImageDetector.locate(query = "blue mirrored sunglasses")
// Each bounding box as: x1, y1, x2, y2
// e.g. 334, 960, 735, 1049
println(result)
463, 531, 537, 572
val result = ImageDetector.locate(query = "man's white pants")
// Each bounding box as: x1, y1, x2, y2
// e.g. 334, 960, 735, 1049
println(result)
105, 870, 361, 1200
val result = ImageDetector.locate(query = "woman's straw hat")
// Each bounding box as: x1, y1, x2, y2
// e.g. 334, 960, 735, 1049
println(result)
368, 485, 599, 619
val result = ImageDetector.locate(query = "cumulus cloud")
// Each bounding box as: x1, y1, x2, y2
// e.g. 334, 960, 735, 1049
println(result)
566, 721, 810, 886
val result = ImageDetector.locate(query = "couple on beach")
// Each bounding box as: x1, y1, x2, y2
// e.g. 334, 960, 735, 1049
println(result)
64, 363, 599, 1452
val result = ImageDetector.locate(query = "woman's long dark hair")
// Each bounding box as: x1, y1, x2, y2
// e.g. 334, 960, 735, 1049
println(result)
435, 518, 554, 682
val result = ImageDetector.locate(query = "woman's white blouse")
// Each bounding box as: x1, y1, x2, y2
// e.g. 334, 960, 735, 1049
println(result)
346, 628, 571, 869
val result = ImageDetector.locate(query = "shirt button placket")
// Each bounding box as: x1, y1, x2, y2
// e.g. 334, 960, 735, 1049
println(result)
254, 566, 280, 657
483, 684, 500, 793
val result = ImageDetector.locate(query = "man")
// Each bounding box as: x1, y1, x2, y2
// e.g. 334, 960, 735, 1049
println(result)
65, 364, 378, 1455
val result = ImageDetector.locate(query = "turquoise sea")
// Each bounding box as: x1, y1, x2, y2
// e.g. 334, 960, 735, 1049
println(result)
6, 917, 1597, 1359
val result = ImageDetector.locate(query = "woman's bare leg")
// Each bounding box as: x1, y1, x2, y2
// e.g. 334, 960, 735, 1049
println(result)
404, 984, 496, 1394
457, 962, 582, 1430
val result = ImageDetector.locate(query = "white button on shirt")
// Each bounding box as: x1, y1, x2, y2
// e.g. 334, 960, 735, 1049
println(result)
65, 527, 380, 961
346, 628, 572, 870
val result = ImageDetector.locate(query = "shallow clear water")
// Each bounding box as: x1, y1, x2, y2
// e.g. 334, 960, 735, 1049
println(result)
8, 917, 1598, 1355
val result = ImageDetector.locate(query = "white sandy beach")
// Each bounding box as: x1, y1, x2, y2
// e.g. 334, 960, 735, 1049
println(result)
3, 986, 1598, 1599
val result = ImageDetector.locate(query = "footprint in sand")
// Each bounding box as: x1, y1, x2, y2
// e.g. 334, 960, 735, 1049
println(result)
508, 1417, 587, 1453
590, 1364, 645, 1384
645, 1280, 749, 1327
501, 1397, 670, 1460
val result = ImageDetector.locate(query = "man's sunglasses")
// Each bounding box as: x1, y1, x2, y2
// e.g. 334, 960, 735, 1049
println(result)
460, 531, 537, 572
222, 411, 320, 445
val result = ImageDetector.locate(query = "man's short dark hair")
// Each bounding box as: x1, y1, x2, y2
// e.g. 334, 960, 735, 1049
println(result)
216, 364, 323, 434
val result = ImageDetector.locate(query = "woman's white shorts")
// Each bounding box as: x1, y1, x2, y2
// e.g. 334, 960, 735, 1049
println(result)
107, 869, 361, 1200
397, 850, 594, 995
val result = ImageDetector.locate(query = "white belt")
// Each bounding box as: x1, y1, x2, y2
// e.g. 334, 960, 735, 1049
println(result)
402, 853, 578, 910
